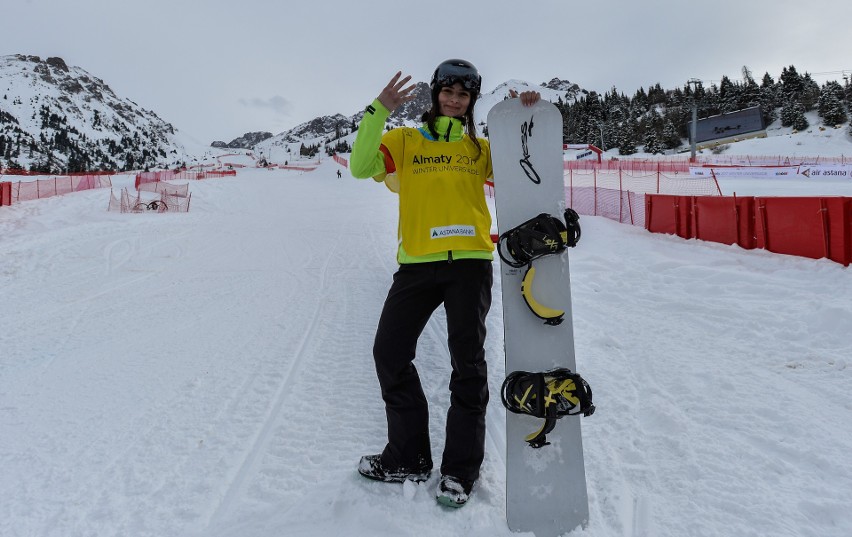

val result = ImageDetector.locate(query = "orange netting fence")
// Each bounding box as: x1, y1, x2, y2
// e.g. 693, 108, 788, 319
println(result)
138, 181, 190, 197
566, 168, 722, 226
134, 169, 236, 190
566, 159, 692, 173
2, 174, 113, 203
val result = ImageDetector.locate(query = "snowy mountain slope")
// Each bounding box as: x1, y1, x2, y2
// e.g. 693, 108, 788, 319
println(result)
0, 54, 193, 172
211, 131, 273, 150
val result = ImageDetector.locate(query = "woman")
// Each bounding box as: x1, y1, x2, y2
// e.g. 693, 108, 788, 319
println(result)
350, 59, 540, 507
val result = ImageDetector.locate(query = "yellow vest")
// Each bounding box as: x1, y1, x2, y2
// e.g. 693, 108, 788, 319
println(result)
381, 127, 494, 257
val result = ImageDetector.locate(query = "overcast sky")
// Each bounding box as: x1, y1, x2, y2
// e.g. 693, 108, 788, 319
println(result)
5, 0, 851, 143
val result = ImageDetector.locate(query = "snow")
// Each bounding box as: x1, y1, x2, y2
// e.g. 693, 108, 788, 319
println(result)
2, 129, 852, 537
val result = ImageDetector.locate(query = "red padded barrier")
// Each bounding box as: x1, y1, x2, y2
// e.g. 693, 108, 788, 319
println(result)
755, 196, 850, 265
0, 181, 11, 206
821, 198, 852, 266
648, 194, 851, 266
755, 197, 828, 261
693, 195, 756, 249
645, 195, 693, 239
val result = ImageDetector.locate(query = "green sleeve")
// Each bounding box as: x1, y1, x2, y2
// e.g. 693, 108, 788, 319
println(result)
349, 99, 391, 180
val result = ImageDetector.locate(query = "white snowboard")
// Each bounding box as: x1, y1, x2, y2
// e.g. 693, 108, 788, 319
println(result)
487, 99, 589, 536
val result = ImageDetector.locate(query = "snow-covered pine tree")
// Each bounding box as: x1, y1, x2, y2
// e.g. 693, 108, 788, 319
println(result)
643, 129, 664, 154
662, 120, 682, 150
799, 73, 822, 112
759, 73, 781, 126
718, 75, 741, 113
617, 119, 638, 155
818, 91, 848, 127
781, 102, 809, 131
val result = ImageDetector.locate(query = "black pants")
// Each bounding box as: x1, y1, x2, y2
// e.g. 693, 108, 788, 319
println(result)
373, 259, 492, 482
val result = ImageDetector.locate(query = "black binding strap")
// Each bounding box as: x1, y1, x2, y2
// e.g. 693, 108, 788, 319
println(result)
497, 210, 581, 269
501, 368, 595, 448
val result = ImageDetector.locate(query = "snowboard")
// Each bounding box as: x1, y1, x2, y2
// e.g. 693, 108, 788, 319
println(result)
487, 99, 590, 536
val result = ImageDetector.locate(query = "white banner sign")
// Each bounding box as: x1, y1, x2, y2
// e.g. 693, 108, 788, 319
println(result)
689, 166, 801, 178
798, 166, 851, 179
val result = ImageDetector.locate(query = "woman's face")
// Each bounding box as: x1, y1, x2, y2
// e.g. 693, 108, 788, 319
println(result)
438, 82, 472, 118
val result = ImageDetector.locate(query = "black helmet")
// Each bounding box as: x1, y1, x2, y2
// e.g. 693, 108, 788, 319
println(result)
430, 59, 481, 96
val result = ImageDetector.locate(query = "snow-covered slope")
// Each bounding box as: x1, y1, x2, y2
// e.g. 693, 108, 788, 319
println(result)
1, 163, 850, 537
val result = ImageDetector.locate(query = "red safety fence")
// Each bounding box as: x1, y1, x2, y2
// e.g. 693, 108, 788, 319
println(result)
134, 169, 236, 189
566, 159, 692, 173
646, 194, 852, 266
565, 168, 721, 226
0, 168, 115, 176
138, 181, 190, 197
3, 174, 113, 204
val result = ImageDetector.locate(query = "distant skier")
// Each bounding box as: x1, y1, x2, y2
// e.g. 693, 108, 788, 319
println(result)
349, 58, 539, 508
337, 169, 342, 178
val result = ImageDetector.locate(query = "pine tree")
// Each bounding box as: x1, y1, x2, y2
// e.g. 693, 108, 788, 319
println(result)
759, 73, 780, 126
718, 75, 740, 113
662, 120, 682, 149
780, 102, 809, 131
643, 129, 664, 154
800, 73, 821, 111
819, 92, 848, 127
617, 120, 638, 155
780, 65, 804, 103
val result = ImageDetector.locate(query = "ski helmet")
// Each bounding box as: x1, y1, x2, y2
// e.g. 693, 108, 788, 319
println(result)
430, 59, 482, 96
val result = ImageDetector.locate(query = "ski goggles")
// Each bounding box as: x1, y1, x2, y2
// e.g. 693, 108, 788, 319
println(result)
433, 65, 481, 94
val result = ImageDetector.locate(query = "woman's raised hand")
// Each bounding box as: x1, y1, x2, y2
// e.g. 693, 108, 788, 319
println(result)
377, 72, 417, 112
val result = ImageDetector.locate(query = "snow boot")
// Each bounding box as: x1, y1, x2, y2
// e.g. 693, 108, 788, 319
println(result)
436, 475, 474, 508
358, 454, 431, 483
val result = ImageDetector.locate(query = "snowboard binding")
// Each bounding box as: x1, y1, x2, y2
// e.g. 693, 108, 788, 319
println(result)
497, 209, 581, 269
497, 210, 581, 325
501, 368, 595, 448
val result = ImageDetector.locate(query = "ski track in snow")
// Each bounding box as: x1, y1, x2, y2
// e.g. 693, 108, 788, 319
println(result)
1, 162, 851, 537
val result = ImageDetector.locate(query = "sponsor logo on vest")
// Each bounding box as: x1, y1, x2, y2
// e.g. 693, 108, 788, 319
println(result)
413, 154, 452, 165
431, 225, 476, 239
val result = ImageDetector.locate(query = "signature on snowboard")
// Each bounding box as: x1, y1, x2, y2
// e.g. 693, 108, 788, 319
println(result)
519, 115, 541, 184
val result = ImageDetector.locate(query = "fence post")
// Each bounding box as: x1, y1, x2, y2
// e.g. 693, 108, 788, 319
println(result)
758, 200, 769, 251
673, 197, 680, 233
593, 168, 598, 216
733, 193, 740, 246
692, 197, 698, 240
645, 195, 653, 230
819, 198, 830, 259
711, 170, 722, 195
569, 168, 573, 208
627, 191, 635, 225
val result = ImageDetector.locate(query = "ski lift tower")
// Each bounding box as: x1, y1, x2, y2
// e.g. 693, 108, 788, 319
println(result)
688, 78, 701, 162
